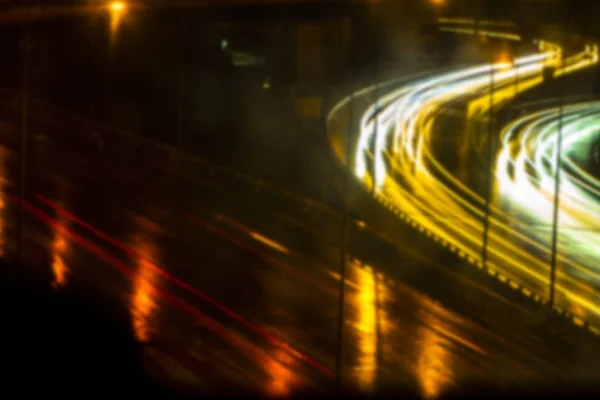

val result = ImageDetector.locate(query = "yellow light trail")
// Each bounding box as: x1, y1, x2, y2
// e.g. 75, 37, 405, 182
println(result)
438, 27, 521, 42
438, 18, 516, 28
330, 34, 600, 327
498, 103, 600, 275
249, 232, 290, 254
217, 213, 290, 254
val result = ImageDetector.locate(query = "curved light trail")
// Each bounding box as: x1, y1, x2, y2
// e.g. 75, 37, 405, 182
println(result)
497, 102, 600, 277
333, 37, 600, 328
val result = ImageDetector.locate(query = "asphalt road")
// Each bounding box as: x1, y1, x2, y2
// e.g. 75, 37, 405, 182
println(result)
1, 98, 600, 395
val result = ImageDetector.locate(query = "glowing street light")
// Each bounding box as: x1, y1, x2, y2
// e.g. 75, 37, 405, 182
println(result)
108, 1, 127, 40
109, 1, 126, 12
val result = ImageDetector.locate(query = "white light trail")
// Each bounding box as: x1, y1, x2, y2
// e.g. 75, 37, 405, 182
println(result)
334, 37, 600, 325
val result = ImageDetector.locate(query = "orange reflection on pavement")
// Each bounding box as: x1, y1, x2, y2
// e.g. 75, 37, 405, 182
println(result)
52, 256, 68, 289
131, 236, 159, 343
416, 299, 458, 399
349, 262, 378, 391
375, 272, 390, 350
51, 222, 70, 290
417, 327, 451, 399
265, 346, 298, 397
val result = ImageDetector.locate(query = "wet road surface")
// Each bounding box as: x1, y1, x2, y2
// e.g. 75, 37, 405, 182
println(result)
1, 103, 600, 395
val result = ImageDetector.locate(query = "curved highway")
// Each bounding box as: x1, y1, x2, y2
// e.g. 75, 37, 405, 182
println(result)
330, 36, 600, 328
497, 101, 600, 318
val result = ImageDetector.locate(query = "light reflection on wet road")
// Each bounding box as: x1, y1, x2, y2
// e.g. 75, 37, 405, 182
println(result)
347, 262, 378, 391
51, 224, 69, 290
130, 231, 160, 343
0, 108, 599, 394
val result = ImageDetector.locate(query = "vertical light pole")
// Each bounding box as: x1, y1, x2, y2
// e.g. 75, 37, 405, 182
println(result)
372, 4, 383, 390
176, 14, 187, 147
371, 1, 381, 196
335, 90, 353, 389
17, 1, 31, 267
481, 58, 495, 268
549, 28, 566, 309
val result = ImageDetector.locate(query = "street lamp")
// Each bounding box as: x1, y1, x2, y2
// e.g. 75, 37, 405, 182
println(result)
108, 1, 127, 39
109, 1, 126, 12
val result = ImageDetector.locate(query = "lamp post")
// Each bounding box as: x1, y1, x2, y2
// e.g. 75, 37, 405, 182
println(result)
549, 29, 566, 309
481, 57, 494, 268
17, 1, 31, 268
